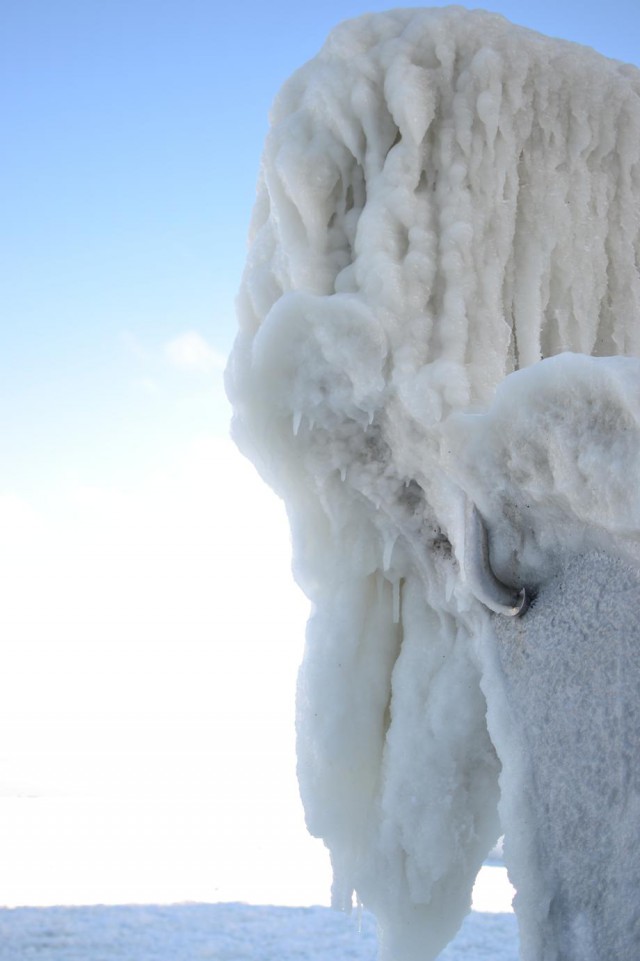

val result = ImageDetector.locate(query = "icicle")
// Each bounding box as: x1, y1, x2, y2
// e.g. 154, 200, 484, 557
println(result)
445, 569, 455, 603
292, 410, 302, 436
383, 533, 397, 571
376, 569, 385, 607
392, 577, 401, 624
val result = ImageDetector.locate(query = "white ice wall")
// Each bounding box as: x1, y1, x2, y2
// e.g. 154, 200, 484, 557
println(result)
227, 8, 640, 960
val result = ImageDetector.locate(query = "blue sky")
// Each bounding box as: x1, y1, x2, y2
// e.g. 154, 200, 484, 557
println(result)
1, 0, 638, 495
0, 0, 637, 906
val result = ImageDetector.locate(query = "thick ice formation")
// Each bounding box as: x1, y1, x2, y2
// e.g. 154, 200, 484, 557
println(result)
226, 8, 640, 960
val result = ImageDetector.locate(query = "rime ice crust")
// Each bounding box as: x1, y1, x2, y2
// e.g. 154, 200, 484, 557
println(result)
226, 8, 640, 961
494, 554, 640, 961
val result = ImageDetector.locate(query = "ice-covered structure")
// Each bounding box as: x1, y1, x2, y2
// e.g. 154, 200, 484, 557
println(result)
226, 8, 640, 960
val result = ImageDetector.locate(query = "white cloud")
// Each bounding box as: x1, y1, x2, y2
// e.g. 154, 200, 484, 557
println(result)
163, 331, 226, 373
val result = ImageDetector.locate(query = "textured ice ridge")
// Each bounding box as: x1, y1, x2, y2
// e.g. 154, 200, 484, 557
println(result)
227, 8, 640, 960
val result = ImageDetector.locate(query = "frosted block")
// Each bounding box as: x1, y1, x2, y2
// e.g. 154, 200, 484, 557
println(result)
496, 552, 640, 960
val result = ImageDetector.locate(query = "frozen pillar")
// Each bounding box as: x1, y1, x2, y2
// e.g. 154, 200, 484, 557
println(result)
227, 7, 640, 960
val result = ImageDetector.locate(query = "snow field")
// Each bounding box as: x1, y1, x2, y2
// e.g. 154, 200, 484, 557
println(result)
0, 900, 517, 961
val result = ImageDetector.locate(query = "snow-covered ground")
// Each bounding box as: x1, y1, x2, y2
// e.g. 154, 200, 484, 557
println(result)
0, 871, 517, 961
0, 905, 517, 961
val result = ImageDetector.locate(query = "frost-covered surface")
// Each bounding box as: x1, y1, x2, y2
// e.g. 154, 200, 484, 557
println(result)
226, 7, 640, 961
492, 554, 640, 960
0, 902, 517, 961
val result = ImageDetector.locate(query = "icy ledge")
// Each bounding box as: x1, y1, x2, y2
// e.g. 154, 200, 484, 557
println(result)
226, 7, 640, 960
